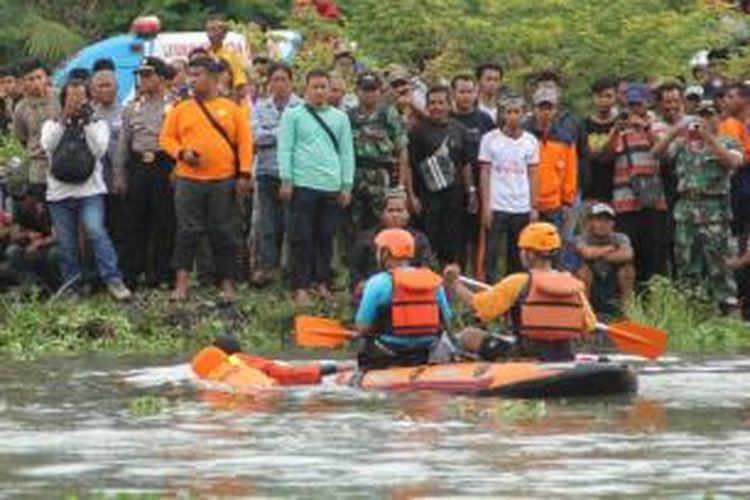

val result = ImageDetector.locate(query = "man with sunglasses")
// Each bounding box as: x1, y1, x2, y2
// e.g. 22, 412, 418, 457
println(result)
652, 100, 743, 313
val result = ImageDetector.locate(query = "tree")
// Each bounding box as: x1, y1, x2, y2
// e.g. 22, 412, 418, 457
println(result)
345, 0, 747, 106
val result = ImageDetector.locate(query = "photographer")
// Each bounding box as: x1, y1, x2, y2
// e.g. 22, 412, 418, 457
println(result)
607, 83, 668, 287
652, 100, 743, 312
40, 78, 131, 300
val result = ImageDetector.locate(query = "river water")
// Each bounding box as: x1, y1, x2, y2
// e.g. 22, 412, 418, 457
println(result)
1, 354, 749, 499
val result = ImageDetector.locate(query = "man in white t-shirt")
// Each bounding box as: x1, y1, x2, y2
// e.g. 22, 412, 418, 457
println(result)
479, 96, 540, 281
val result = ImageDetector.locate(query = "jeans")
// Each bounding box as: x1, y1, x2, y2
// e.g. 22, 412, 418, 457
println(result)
289, 186, 340, 290
485, 211, 529, 282
173, 178, 240, 281
48, 195, 123, 288
255, 176, 288, 271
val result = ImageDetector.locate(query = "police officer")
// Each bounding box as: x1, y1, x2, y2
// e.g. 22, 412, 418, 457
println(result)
348, 72, 409, 234
113, 57, 176, 288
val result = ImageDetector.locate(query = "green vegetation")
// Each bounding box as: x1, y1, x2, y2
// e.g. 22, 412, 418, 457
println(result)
347, 0, 747, 106
128, 394, 169, 417
627, 277, 750, 354
3, 0, 749, 111
0, 284, 350, 358
3, 275, 749, 358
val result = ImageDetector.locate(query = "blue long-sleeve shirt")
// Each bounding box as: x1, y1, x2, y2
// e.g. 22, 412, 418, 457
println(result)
277, 103, 355, 192
252, 93, 302, 178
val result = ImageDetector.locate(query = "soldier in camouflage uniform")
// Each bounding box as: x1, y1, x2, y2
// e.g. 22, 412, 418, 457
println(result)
653, 101, 743, 309
348, 72, 408, 234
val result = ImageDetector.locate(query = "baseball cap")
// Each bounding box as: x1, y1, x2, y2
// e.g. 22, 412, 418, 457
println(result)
385, 64, 410, 86
625, 83, 650, 104
533, 86, 558, 106
589, 202, 616, 219
697, 99, 718, 115
357, 72, 381, 91
136, 56, 171, 78
685, 85, 704, 100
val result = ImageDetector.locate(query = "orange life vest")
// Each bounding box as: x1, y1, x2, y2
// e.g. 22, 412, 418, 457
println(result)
514, 270, 586, 341
192, 346, 277, 389
390, 267, 443, 337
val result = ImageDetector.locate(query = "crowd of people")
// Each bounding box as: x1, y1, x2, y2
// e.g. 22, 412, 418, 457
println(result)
2, 15, 750, 331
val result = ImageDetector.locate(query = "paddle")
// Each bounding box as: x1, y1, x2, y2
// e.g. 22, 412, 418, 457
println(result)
458, 275, 667, 360
295, 315, 358, 348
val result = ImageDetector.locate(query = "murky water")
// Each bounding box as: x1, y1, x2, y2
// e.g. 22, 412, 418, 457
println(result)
1, 354, 749, 499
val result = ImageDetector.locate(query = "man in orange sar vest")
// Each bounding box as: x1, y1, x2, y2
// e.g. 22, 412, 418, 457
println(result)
193, 335, 351, 387
355, 228, 453, 370
444, 222, 596, 362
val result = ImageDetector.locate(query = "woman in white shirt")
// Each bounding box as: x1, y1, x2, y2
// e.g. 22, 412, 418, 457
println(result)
41, 78, 131, 300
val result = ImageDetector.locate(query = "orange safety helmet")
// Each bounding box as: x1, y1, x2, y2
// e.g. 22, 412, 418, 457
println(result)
375, 228, 415, 259
518, 222, 561, 252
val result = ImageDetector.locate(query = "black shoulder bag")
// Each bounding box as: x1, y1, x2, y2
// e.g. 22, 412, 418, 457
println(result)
304, 103, 339, 152
194, 98, 240, 177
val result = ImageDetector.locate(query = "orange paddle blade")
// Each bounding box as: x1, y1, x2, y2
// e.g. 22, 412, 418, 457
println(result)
295, 315, 356, 348
604, 321, 667, 360
192, 346, 229, 379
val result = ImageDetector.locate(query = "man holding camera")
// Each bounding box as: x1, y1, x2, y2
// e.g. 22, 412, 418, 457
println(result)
608, 83, 668, 287
652, 100, 743, 312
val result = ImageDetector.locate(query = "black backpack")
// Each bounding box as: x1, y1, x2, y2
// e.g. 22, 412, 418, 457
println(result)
51, 123, 96, 184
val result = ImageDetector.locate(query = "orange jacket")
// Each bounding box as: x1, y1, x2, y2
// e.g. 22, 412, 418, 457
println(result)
234, 353, 324, 385
160, 97, 253, 181
528, 123, 578, 212
719, 117, 750, 160
192, 347, 324, 387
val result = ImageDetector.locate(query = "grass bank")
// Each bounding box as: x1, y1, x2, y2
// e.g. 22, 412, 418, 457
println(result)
1, 277, 749, 358
626, 277, 750, 355
0, 284, 352, 358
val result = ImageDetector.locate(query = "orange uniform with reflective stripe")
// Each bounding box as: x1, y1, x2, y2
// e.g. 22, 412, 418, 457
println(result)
193, 347, 324, 387
515, 271, 587, 341
390, 268, 443, 336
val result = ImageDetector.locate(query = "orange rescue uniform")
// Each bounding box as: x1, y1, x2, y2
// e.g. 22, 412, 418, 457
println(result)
160, 97, 253, 181
472, 271, 597, 338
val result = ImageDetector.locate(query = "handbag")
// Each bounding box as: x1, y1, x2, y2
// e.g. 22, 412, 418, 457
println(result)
416, 135, 456, 192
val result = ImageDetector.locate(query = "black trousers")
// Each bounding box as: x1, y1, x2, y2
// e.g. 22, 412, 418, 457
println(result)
616, 208, 669, 286
288, 186, 340, 290
121, 163, 176, 285
173, 178, 240, 281
423, 184, 464, 266
357, 338, 432, 370
485, 211, 529, 282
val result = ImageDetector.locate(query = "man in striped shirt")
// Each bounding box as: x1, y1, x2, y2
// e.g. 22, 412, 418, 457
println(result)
607, 83, 669, 287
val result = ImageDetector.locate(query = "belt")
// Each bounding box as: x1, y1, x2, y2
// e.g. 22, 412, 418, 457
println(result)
133, 150, 173, 170
678, 191, 727, 201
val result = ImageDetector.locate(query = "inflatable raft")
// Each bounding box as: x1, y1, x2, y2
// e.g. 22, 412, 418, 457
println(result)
334, 360, 637, 398
192, 346, 638, 399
